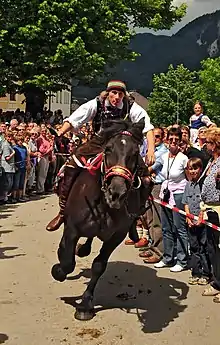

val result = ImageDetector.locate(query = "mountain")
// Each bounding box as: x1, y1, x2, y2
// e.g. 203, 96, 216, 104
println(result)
74, 10, 220, 99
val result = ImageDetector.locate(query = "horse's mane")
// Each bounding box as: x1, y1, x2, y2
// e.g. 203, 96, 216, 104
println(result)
100, 119, 144, 144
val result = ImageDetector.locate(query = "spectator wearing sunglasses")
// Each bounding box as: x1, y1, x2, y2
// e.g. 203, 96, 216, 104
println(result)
155, 127, 189, 272
193, 127, 207, 150
139, 127, 168, 262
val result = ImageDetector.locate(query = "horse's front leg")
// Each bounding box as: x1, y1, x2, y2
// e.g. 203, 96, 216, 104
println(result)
74, 232, 126, 321
76, 238, 93, 257
51, 219, 79, 282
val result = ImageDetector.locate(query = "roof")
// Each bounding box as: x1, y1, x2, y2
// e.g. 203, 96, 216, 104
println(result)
129, 91, 148, 110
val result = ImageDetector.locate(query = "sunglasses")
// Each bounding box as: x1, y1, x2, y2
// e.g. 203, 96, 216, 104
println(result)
168, 137, 179, 143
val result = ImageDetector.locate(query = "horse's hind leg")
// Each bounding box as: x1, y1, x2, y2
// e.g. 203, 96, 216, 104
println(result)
76, 238, 93, 257
52, 220, 79, 282
74, 232, 126, 321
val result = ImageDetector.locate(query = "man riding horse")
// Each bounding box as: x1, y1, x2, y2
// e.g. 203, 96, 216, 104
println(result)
46, 80, 155, 237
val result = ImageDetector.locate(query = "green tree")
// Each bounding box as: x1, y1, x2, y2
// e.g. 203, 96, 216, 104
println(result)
0, 0, 186, 116
195, 57, 220, 125
148, 64, 198, 126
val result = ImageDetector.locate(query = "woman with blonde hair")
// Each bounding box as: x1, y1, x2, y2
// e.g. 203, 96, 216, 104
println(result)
199, 127, 220, 302
189, 101, 213, 144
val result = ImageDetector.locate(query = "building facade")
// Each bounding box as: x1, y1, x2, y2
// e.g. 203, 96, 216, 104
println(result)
0, 89, 71, 117
0, 93, 25, 112
46, 90, 71, 117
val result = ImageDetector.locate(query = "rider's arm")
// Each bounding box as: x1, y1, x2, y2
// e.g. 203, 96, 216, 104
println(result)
145, 129, 155, 165
129, 102, 155, 165
60, 99, 97, 136
129, 101, 154, 133
58, 121, 73, 136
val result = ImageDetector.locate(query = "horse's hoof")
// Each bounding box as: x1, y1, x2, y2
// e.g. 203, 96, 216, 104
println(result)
76, 243, 91, 258
51, 264, 67, 282
74, 309, 95, 321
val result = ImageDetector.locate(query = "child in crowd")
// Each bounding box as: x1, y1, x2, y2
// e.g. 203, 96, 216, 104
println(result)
182, 157, 211, 285
12, 134, 28, 202
189, 102, 213, 144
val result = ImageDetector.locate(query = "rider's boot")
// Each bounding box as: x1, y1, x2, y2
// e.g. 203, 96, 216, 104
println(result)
46, 166, 81, 231
128, 220, 139, 243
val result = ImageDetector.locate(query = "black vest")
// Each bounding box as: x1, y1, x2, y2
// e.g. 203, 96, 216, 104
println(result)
92, 97, 134, 133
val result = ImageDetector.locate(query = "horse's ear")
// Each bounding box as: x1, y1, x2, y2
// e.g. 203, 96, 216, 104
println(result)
130, 119, 145, 142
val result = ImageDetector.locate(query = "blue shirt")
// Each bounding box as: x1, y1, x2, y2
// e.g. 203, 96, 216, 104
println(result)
14, 145, 27, 170
182, 181, 201, 216
151, 143, 168, 184
140, 138, 147, 157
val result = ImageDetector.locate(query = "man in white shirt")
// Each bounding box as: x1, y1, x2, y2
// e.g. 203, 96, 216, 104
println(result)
46, 80, 155, 232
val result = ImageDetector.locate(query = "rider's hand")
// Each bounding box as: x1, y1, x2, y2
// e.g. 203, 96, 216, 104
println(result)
145, 150, 155, 166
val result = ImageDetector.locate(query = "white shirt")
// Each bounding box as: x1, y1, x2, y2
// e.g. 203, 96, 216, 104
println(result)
159, 151, 188, 205
160, 151, 188, 183
64, 98, 154, 133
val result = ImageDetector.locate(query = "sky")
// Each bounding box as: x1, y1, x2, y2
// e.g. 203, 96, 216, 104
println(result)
137, 0, 220, 35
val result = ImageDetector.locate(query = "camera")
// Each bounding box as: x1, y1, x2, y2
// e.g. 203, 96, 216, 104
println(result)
163, 187, 170, 203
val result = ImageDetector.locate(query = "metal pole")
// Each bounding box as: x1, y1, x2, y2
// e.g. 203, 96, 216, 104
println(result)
176, 91, 179, 124
48, 91, 52, 112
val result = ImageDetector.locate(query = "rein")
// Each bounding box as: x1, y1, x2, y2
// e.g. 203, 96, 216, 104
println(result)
77, 130, 141, 190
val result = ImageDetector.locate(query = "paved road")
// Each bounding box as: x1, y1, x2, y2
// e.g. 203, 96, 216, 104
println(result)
0, 195, 219, 345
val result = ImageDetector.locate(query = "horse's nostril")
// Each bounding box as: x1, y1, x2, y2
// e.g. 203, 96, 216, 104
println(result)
112, 192, 119, 202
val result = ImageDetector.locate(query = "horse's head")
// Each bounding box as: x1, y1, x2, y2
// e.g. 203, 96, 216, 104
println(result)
101, 120, 144, 209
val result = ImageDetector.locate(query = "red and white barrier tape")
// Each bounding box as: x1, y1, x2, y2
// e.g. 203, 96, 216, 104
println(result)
151, 197, 220, 233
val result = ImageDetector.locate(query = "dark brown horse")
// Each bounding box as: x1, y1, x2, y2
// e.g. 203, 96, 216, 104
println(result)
51, 120, 152, 320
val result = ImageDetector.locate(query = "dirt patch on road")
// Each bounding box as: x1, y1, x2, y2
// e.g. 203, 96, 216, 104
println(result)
76, 328, 103, 339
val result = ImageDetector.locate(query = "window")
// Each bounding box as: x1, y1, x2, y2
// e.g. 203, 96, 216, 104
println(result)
56, 92, 59, 103
64, 91, 69, 104
9, 92, 16, 101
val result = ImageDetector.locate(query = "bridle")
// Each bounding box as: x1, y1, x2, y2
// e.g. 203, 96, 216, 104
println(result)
104, 165, 134, 185
101, 131, 141, 191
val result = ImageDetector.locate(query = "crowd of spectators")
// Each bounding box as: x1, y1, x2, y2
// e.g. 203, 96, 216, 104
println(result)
125, 101, 220, 304
0, 108, 93, 204
1, 101, 220, 303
